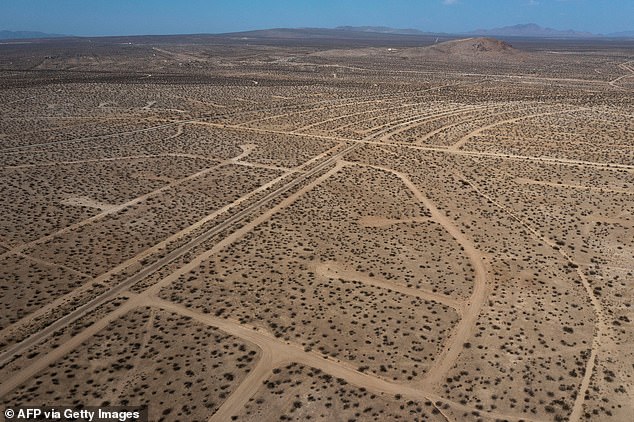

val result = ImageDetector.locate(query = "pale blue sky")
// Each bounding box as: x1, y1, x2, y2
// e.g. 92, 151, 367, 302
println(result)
1, 0, 632, 36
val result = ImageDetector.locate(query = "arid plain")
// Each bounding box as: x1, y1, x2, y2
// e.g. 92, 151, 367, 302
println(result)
0, 33, 633, 421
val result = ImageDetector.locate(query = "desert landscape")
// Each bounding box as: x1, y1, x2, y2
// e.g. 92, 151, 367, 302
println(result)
0, 31, 632, 421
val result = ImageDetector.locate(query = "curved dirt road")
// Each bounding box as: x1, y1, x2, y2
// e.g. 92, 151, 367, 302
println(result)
346, 162, 490, 389
450, 107, 588, 151
147, 298, 538, 422
455, 172, 610, 422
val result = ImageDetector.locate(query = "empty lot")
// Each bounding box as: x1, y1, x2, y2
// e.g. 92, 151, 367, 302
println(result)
0, 34, 632, 421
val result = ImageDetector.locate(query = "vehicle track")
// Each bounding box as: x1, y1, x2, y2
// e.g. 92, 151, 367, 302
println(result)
293, 100, 431, 133
0, 140, 361, 366
0, 289, 541, 422
0, 154, 305, 342
209, 123, 634, 171
146, 298, 537, 422
515, 177, 634, 195
0, 120, 192, 153
0, 145, 340, 352
2, 153, 217, 170
12, 251, 91, 279
332, 103, 485, 137
0, 102, 474, 366
412, 104, 561, 146
450, 108, 589, 151
0, 90, 387, 154
232, 79, 484, 129
3, 95, 603, 422
379, 104, 493, 143
1, 144, 253, 256
0, 158, 229, 258
315, 260, 464, 313
455, 172, 609, 422
609, 60, 634, 89
0, 122, 188, 160
273, 60, 611, 87
0, 82, 451, 154
347, 162, 490, 389
3, 74, 623, 421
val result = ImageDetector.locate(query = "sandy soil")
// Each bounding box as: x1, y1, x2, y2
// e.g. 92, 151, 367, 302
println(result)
1, 36, 632, 422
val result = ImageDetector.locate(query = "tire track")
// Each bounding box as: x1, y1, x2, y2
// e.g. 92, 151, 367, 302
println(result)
450, 108, 589, 151
0, 144, 341, 347
454, 172, 609, 422
346, 162, 490, 389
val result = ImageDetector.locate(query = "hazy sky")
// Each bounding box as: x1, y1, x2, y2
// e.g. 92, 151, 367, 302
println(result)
1, 0, 632, 36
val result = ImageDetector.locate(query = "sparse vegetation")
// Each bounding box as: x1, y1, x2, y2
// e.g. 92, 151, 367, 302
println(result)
0, 34, 632, 422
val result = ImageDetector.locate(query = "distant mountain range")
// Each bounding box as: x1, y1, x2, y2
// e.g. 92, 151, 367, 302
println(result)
1, 24, 633, 41
336, 24, 634, 39
609, 30, 634, 38
468, 23, 596, 38
0, 30, 67, 40
335, 26, 430, 36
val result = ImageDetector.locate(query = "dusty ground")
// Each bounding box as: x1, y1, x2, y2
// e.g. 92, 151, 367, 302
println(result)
0, 34, 633, 421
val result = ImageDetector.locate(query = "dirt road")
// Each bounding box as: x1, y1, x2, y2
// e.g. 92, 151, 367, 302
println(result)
348, 162, 490, 389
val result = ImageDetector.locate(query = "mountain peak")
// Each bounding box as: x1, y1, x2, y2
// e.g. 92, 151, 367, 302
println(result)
428, 37, 517, 55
